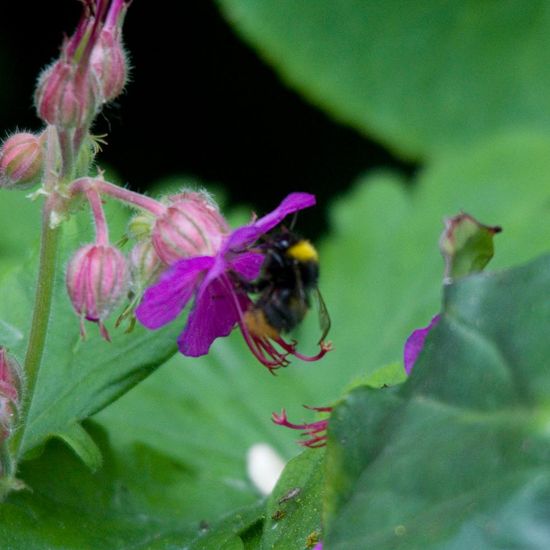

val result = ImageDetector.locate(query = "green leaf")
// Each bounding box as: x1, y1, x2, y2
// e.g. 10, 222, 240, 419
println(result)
0, 423, 264, 549
51, 421, 103, 472
218, 1, 550, 159
324, 253, 550, 548
0, 190, 41, 278
262, 449, 324, 550
185, 503, 265, 550
0, 199, 181, 461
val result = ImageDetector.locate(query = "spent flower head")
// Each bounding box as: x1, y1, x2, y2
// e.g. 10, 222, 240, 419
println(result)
136, 193, 331, 371
404, 212, 502, 374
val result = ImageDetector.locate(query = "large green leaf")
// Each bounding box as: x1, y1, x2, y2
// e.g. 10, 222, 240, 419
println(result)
218, 0, 550, 159
0, 423, 264, 549
261, 449, 324, 550
0, 197, 181, 462
325, 253, 550, 548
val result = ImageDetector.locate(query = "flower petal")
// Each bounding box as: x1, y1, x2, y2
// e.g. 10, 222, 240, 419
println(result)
226, 192, 316, 251
230, 251, 264, 280
135, 256, 214, 329
178, 277, 249, 357
403, 314, 441, 374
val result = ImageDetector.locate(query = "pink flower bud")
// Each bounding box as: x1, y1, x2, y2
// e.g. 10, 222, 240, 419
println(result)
91, 28, 128, 103
66, 244, 129, 340
0, 132, 45, 189
129, 240, 165, 293
0, 348, 23, 440
35, 59, 102, 129
152, 191, 229, 264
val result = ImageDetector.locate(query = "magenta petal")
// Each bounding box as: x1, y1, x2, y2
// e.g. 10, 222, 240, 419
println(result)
135, 256, 214, 329
404, 314, 441, 374
178, 278, 241, 356
226, 192, 316, 251
254, 192, 316, 234
230, 251, 264, 280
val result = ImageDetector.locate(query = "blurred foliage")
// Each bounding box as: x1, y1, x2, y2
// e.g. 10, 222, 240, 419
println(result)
218, 0, 550, 161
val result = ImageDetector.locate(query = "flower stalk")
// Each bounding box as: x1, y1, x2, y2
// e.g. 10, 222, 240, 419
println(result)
9, 199, 61, 462
69, 177, 166, 216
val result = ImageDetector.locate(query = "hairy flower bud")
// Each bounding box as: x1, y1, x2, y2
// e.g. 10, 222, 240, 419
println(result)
0, 132, 45, 189
66, 244, 129, 340
35, 59, 102, 129
91, 28, 128, 103
152, 191, 229, 264
0, 348, 23, 440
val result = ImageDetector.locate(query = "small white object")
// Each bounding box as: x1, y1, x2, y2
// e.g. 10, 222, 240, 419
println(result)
246, 443, 286, 495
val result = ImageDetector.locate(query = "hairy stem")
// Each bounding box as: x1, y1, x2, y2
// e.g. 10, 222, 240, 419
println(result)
70, 177, 166, 216
9, 200, 61, 461
58, 129, 75, 179
85, 187, 109, 245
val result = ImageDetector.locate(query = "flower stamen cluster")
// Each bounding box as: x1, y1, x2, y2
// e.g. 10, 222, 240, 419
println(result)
272, 406, 333, 448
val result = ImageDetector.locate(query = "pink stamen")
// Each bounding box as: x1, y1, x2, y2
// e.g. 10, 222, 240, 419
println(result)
219, 274, 286, 371
275, 337, 333, 363
272, 406, 332, 447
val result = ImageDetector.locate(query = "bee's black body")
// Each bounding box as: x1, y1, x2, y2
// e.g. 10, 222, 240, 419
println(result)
244, 231, 322, 337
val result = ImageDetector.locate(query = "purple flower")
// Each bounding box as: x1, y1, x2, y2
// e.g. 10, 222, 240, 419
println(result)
403, 314, 440, 374
135, 193, 331, 371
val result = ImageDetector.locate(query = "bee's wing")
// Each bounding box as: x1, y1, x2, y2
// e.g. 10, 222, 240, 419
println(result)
313, 287, 331, 344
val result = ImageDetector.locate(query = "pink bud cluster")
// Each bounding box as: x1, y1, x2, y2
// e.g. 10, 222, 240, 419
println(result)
35, 0, 129, 130
65, 180, 229, 339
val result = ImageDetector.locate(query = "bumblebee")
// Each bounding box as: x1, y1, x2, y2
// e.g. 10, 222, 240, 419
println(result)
243, 231, 331, 344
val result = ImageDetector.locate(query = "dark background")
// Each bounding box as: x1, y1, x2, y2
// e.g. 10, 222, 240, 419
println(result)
0, 1, 415, 235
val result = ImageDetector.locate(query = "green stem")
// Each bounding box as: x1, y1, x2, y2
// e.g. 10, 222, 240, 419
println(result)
9, 200, 61, 461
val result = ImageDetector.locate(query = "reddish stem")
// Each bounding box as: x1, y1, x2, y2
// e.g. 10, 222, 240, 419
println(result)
85, 187, 109, 245
70, 177, 166, 216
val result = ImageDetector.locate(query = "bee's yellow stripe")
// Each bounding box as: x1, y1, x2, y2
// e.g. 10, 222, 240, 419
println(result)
287, 240, 318, 262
